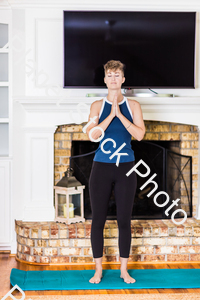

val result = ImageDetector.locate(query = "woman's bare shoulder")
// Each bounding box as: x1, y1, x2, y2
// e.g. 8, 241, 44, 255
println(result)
127, 98, 140, 106
127, 98, 143, 119
90, 98, 104, 112
91, 98, 103, 106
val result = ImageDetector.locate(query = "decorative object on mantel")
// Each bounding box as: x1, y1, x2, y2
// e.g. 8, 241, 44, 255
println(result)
54, 167, 85, 224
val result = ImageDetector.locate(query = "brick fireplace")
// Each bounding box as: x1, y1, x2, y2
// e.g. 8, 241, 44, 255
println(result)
54, 120, 198, 216
15, 117, 200, 264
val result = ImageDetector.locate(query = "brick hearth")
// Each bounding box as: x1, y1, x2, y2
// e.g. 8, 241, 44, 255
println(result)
15, 218, 200, 264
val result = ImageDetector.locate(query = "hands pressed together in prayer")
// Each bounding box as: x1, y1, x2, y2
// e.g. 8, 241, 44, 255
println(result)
110, 94, 121, 118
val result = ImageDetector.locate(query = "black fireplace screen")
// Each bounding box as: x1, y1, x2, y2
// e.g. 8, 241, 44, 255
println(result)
70, 140, 192, 220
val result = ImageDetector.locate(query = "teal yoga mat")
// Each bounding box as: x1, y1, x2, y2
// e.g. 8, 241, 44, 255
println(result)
10, 268, 200, 291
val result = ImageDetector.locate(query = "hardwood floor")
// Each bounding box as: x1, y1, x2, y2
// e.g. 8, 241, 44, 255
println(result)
1, 253, 200, 296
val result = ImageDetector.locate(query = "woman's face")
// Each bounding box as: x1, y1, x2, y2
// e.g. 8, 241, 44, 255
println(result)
104, 69, 125, 89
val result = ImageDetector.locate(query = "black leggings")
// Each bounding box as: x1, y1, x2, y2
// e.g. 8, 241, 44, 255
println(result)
89, 161, 137, 258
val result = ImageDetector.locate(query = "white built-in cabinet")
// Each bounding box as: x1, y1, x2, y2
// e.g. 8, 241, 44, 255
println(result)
0, 23, 9, 156
0, 21, 11, 249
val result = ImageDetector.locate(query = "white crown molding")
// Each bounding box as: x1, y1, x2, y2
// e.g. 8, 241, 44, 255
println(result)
4, 0, 200, 9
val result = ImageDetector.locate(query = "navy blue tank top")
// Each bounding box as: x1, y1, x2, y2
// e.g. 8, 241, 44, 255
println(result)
93, 96, 135, 164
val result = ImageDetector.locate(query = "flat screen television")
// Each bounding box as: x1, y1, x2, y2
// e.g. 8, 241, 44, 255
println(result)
63, 11, 196, 89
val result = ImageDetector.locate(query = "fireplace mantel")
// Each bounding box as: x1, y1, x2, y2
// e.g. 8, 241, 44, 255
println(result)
14, 96, 200, 126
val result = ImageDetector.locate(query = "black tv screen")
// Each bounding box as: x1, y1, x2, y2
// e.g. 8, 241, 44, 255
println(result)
63, 11, 196, 89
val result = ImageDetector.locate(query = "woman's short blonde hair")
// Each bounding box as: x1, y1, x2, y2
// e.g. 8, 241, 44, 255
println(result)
104, 60, 125, 77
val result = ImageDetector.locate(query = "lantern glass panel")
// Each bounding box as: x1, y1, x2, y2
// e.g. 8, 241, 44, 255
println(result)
57, 194, 66, 218
69, 194, 81, 218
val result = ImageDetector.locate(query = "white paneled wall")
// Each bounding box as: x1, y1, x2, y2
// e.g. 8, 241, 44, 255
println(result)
23, 129, 55, 221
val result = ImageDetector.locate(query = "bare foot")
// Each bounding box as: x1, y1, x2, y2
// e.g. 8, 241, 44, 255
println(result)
120, 270, 136, 284
89, 268, 103, 284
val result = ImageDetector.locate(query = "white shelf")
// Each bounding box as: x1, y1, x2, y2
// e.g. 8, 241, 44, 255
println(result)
0, 48, 8, 53
0, 118, 9, 123
0, 82, 9, 86
0, 156, 12, 160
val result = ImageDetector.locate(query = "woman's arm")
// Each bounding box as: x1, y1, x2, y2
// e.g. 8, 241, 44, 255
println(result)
86, 100, 115, 141
118, 99, 145, 141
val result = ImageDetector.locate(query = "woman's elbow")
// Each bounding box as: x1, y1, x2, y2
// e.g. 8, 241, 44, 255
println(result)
137, 128, 146, 141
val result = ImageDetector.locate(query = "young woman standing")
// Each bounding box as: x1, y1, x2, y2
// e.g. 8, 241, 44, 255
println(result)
86, 60, 145, 284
